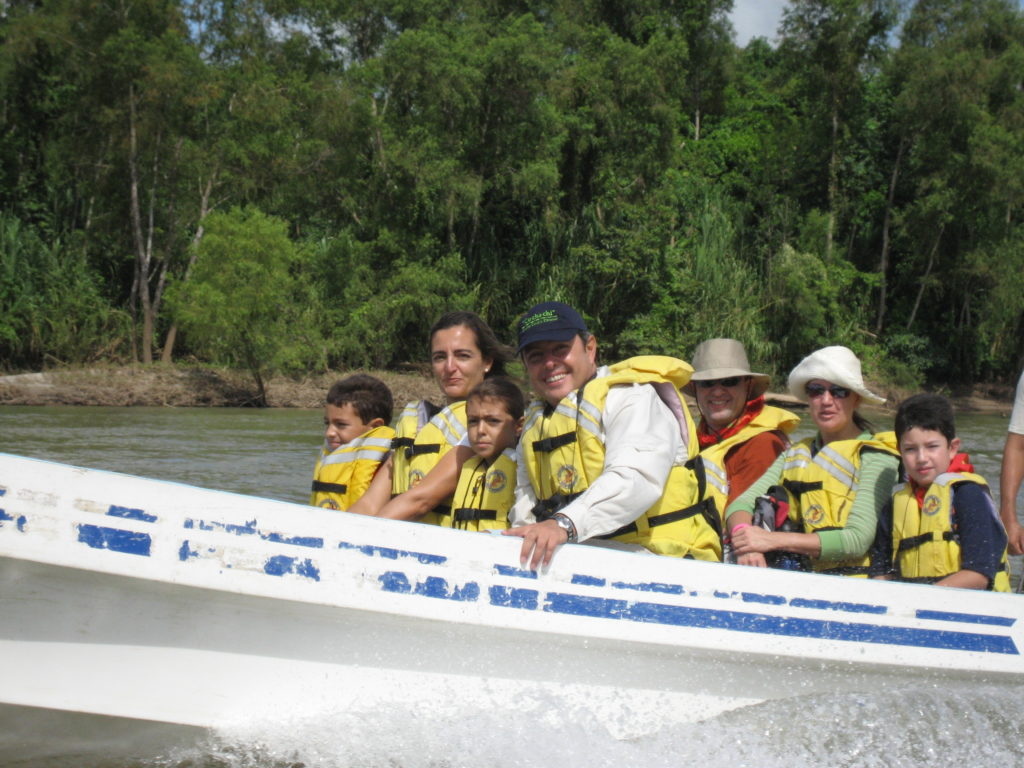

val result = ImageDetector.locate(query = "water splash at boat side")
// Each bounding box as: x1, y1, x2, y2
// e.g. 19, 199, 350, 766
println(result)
145, 685, 1023, 768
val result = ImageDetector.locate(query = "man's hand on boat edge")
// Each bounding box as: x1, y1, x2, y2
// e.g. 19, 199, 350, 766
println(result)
503, 519, 569, 570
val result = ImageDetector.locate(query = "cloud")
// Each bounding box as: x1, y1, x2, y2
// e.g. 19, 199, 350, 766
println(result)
729, 0, 788, 46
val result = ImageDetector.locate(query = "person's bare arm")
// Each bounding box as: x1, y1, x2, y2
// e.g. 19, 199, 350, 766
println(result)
935, 569, 989, 590
730, 526, 822, 560
377, 446, 473, 521
999, 432, 1024, 555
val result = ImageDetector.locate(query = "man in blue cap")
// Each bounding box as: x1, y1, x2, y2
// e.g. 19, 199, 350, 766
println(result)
504, 302, 721, 569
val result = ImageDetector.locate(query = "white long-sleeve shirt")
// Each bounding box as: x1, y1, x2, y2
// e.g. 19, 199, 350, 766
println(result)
509, 368, 686, 542
1010, 370, 1024, 435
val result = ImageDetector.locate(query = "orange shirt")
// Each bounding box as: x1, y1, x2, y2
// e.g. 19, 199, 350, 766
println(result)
722, 430, 789, 507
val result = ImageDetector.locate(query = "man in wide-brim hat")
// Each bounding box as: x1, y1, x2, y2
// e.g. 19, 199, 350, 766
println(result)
686, 339, 799, 520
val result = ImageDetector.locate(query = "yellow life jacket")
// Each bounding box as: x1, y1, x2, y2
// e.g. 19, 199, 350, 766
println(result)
781, 431, 899, 576
406, 400, 468, 526
311, 425, 396, 510
699, 405, 800, 525
520, 356, 720, 560
391, 399, 441, 496
891, 472, 1011, 592
438, 448, 517, 531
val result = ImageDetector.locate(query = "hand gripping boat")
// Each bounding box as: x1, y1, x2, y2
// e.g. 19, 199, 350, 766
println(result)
1, 452, 1023, 753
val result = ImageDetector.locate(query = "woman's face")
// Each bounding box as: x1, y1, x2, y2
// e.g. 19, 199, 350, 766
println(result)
807, 379, 861, 438
431, 325, 492, 402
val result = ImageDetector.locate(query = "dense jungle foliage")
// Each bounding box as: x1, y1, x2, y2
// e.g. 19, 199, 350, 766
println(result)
2, 0, 1023, 399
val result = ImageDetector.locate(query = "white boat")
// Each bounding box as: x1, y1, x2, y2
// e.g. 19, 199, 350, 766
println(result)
2, 451, 1023, 758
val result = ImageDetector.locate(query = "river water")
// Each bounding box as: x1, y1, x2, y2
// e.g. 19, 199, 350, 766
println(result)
2, 404, 1023, 768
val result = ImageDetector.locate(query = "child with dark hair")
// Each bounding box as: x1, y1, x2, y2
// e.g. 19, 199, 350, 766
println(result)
439, 377, 524, 531
869, 393, 1010, 591
311, 374, 395, 511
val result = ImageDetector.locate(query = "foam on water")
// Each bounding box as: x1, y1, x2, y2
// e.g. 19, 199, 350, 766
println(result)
154, 685, 1024, 768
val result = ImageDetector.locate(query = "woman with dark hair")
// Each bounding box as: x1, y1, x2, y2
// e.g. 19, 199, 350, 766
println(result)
726, 346, 899, 576
349, 311, 512, 522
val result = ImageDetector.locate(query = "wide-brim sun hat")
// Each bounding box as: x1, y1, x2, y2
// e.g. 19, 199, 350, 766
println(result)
684, 338, 770, 398
787, 345, 885, 405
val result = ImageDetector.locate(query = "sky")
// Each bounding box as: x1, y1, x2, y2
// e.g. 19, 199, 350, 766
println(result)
728, 0, 1024, 47
729, 0, 789, 47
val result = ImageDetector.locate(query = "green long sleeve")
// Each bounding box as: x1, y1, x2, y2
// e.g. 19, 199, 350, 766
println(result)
723, 433, 899, 562
817, 449, 898, 561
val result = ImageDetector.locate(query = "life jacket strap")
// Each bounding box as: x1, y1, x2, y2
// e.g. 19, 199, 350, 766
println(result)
816, 565, 870, 576
409, 443, 441, 457
901, 575, 943, 584
782, 479, 823, 497
532, 432, 577, 453
532, 493, 582, 521
312, 480, 347, 494
596, 498, 720, 540
896, 531, 957, 553
453, 508, 499, 522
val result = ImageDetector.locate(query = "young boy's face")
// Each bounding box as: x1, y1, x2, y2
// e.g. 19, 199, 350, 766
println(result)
899, 426, 960, 488
324, 403, 372, 450
467, 396, 521, 462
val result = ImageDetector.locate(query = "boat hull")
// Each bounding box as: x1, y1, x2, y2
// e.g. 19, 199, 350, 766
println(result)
1, 452, 1023, 748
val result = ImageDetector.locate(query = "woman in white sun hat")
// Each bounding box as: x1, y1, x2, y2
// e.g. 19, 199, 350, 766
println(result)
725, 346, 899, 576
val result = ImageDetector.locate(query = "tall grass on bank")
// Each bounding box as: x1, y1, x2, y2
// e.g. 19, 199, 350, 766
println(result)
0, 214, 128, 369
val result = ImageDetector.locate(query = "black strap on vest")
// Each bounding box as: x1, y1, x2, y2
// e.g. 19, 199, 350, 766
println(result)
392, 436, 437, 460
783, 479, 823, 497
817, 564, 871, 576
897, 530, 957, 553
901, 575, 942, 584
590, 457, 718, 541
453, 508, 499, 523
311, 480, 347, 494
596, 498, 719, 540
532, 492, 583, 521
391, 436, 414, 453
532, 431, 577, 453
409, 443, 441, 457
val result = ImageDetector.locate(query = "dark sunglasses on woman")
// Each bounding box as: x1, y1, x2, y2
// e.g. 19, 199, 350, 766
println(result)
805, 383, 851, 399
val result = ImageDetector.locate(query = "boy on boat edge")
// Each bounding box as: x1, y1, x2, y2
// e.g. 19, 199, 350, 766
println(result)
311, 374, 395, 511
870, 393, 1011, 591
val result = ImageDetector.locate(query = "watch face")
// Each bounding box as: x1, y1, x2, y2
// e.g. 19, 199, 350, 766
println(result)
553, 514, 575, 542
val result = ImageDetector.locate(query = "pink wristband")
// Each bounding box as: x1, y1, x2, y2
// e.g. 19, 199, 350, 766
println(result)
730, 523, 750, 536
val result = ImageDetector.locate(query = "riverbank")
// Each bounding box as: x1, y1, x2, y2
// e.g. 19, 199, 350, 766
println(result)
0, 365, 441, 409
0, 364, 1017, 415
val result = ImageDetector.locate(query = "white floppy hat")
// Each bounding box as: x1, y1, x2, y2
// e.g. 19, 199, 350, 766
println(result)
685, 338, 770, 398
787, 345, 885, 405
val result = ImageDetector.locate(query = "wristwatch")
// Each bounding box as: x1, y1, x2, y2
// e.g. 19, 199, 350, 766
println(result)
550, 513, 578, 543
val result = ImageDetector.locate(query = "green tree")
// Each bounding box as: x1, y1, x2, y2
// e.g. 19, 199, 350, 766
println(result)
167, 207, 312, 405
778, 0, 897, 258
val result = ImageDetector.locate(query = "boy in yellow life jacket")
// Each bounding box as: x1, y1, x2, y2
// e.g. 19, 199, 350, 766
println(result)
311, 374, 395, 511
441, 377, 524, 531
869, 393, 1010, 591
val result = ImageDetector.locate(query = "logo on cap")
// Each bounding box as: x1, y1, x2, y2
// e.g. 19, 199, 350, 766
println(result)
520, 309, 560, 332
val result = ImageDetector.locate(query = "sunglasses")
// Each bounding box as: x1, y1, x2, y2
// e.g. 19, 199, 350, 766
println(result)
696, 376, 746, 389
805, 383, 852, 399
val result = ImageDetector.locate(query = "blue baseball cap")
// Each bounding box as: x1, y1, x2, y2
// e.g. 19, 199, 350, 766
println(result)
516, 301, 589, 353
